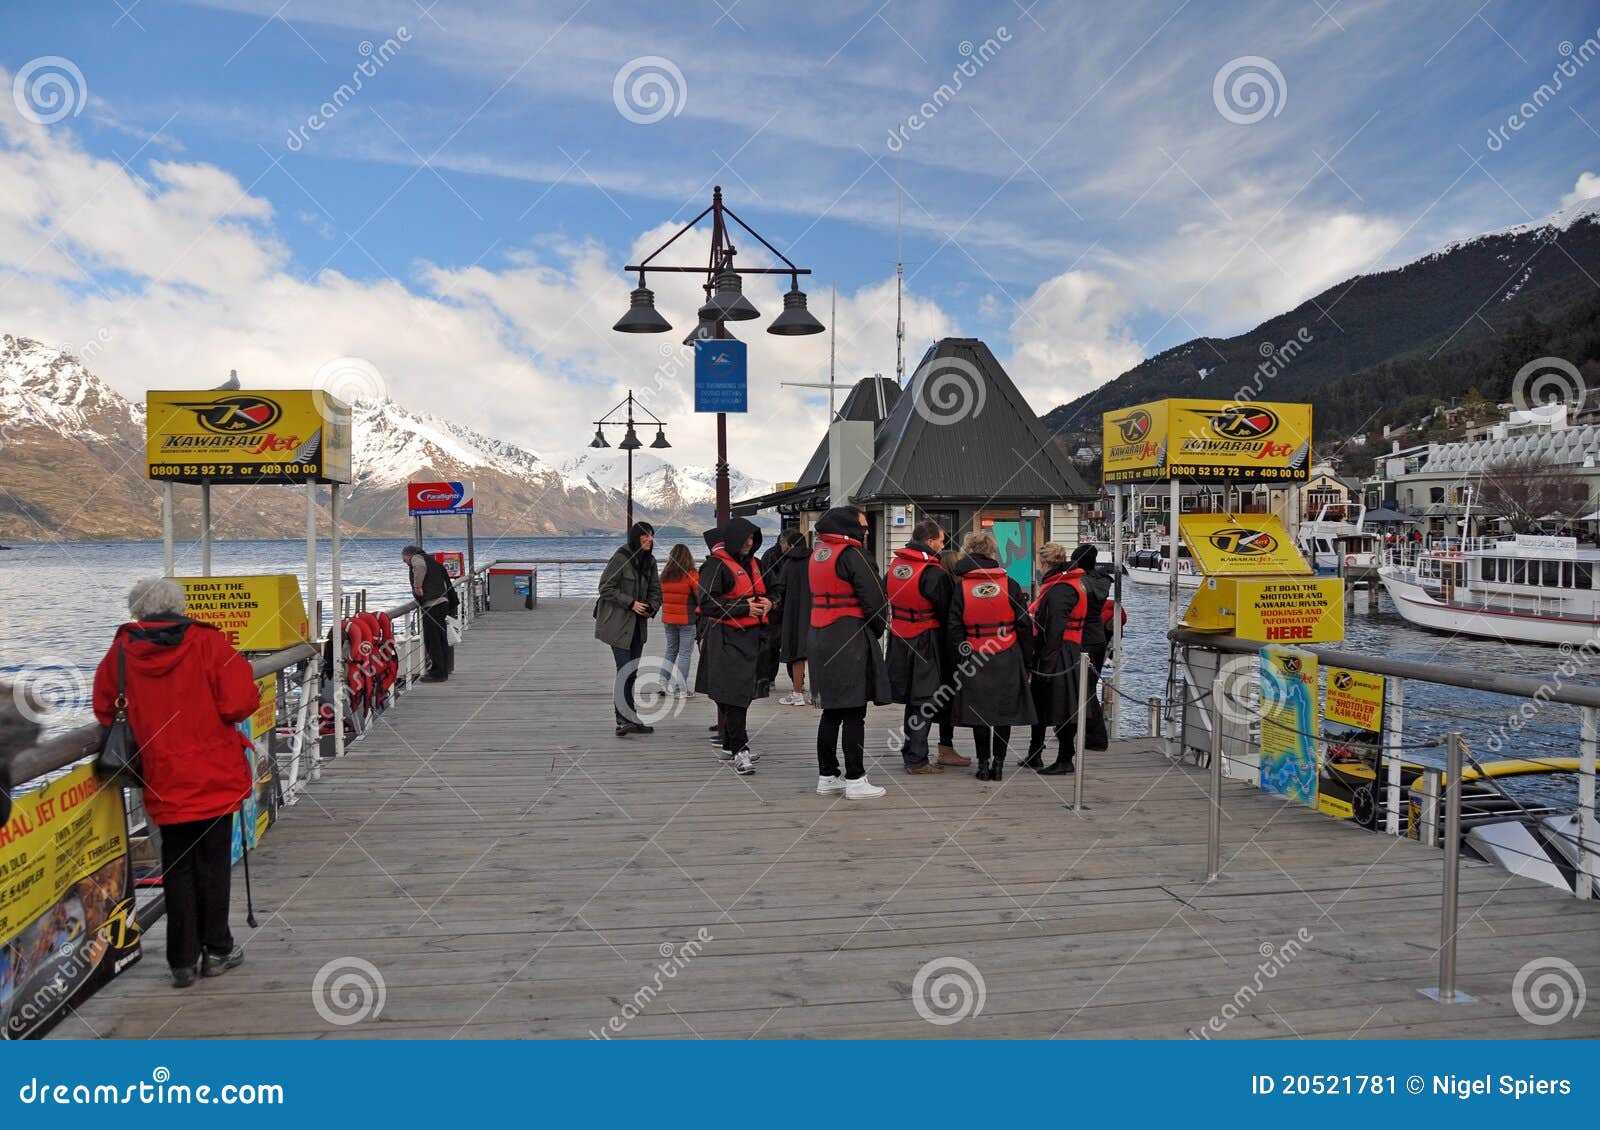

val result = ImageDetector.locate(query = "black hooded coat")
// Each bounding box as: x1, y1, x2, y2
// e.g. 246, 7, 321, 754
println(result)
805, 509, 890, 710
886, 541, 954, 704
775, 536, 812, 663
944, 554, 1038, 727
1029, 561, 1086, 728
694, 516, 767, 708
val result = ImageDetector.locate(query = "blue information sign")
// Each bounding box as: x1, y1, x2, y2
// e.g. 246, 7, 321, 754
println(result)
694, 339, 747, 413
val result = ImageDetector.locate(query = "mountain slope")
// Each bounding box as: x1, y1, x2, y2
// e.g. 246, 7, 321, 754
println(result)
1044, 196, 1600, 441
0, 335, 769, 541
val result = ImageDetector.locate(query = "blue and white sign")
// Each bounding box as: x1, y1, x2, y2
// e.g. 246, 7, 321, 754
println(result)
694, 338, 748, 413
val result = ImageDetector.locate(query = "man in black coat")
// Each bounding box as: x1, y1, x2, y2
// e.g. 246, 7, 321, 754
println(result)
755, 532, 796, 697
1075, 544, 1118, 751
887, 518, 961, 774
774, 531, 812, 704
808, 506, 891, 800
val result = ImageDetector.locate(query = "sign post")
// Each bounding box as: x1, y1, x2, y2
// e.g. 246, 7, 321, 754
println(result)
694, 339, 748, 413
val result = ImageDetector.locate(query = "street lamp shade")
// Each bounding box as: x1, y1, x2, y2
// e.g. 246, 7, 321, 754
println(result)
619, 424, 643, 451
766, 286, 826, 336
589, 427, 611, 448
649, 426, 671, 449
704, 270, 761, 321
613, 285, 672, 333
683, 314, 738, 346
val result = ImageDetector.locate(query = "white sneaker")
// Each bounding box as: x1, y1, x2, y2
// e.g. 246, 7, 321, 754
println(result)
844, 776, 887, 800
745, 747, 761, 762
816, 775, 847, 795
733, 750, 755, 775
778, 691, 806, 706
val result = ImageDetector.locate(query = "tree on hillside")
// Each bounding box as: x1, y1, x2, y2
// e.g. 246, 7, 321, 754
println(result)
1477, 460, 1589, 532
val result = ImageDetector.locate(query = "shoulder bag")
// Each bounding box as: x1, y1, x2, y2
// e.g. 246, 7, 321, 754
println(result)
95, 644, 144, 786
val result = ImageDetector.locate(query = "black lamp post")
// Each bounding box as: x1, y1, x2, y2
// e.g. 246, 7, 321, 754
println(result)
591, 389, 669, 531
612, 185, 824, 527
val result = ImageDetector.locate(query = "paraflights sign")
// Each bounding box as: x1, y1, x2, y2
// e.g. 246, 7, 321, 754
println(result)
146, 390, 352, 484
1102, 398, 1313, 484
407, 481, 475, 516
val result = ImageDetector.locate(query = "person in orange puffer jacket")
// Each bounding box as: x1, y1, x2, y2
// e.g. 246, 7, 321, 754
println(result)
659, 544, 700, 696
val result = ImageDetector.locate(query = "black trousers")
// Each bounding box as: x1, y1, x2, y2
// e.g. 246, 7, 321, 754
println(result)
1029, 721, 1076, 760
611, 619, 644, 724
719, 703, 749, 752
1085, 643, 1108, 750
901, 700, 937, 768
819, 705, 867, 780
159, 814, 235, 971
421, 602, 451, 678
972, 725, 1011, 766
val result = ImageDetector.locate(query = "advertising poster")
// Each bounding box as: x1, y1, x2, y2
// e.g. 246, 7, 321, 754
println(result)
146, 389, 352, 484
1258, 646, 1320, 807
0, 764, 142, 1040
1325, 666, 1385, 731
177, 575, 308, 652
233, 674, 280, 863
408, 481, 474, 516
1102, 398, 1312, 484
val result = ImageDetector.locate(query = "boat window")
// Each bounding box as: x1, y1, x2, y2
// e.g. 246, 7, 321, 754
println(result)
1512, 560, 1527, 585
1561, 562, 1572, 588
1544, 561, 1561, 587
1577, 562, 1594, 589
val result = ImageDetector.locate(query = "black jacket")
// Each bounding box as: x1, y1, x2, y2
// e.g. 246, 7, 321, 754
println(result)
1030, 563, 1087, 727
886, 541, 954, 704
806, 509, 890, 709
775, 539, 812, 662
944, 554, 1037, 728
694, 517, 766, 707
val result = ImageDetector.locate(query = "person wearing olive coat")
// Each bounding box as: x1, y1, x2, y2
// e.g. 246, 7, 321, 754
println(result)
595, 521, 662, 736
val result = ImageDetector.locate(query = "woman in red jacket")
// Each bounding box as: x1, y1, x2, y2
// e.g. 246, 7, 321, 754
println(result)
93, 578, 260, 988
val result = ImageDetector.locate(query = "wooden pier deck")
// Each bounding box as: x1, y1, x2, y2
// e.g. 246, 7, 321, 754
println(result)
60, 598, 1600, 1040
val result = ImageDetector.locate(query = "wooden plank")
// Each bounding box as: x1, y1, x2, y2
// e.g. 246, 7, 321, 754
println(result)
53, 598, 1600, 1041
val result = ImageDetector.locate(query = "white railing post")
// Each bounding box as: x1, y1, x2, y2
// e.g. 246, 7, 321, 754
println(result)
1421, 732, 1476, 1004
1384, 676, 1405, 836
1072, 652, 1089, 812
1580, 706, 1597, 901
1207, 670, 1224, 882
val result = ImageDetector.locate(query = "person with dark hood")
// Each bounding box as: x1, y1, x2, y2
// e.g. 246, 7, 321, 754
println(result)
1074, 543, 1121, 751
402, 545, 454, 681
808, 506, 891, 800
888, 518, 963, 774
945, 529, 1037, 782
776, 529, 813, 705
695, 516, 771, 774
596, 521, 662, 737
1022, 542, 1087, 775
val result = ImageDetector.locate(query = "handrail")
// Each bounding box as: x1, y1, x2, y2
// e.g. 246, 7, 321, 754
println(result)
1168, 627, 1600, 709
9, 643, 320, 789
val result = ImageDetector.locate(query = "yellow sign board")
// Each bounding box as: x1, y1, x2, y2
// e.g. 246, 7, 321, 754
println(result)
1102, 398, 1312, 484
146, 389, 352, 484
1180, 514, 1309, 576
1185, 576, 1345, 643
177, 574, 308, 652
1259, 646, 1319, 807
1325, 666, 1384, 731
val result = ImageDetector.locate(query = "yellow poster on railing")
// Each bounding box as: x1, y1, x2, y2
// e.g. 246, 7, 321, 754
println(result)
1325, 666, 1384, 731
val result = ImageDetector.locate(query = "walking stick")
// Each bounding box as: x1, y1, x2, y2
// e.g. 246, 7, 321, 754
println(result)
238, 809, 259, 928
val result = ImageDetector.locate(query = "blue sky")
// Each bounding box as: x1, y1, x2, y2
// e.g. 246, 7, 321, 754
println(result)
2, 0, 1598, 480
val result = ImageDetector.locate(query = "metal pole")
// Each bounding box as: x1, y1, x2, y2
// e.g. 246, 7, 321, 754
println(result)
1421, 731, 1475, 1003
715, 410, 729, 529
1072, 651, 1090, 811
1110, 484, 1124, 742
1384, 676, 1405, 836
1148, 697, 1161, 738
162, 482, 175, 576
465, 513, 477, 622
199, 479, 212, 577
1207, 671, 1224, 881
305, 482, 320, 782
1167, 478, 1181, 630
331, 486, 345, 760
414, 514, 423, 549
1580, 706, 1597, 901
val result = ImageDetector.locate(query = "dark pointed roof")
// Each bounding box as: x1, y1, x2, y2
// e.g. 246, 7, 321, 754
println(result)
853, 339, 1093, 503
796, 376, 901, 488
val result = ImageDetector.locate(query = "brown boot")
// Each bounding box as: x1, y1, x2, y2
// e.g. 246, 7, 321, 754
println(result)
937, 744, 971, 767
906, 762, 944, 775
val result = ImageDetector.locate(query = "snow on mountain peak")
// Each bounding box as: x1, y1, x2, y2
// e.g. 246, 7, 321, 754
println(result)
0, 334, 142, 439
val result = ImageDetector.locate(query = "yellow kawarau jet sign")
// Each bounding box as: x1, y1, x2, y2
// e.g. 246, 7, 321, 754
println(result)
1102, 398, 1312, 484
1180, 514, 1345, 643
146, 390, 352, 484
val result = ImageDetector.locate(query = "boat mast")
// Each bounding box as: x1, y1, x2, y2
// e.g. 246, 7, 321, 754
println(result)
895, 175, 905, 387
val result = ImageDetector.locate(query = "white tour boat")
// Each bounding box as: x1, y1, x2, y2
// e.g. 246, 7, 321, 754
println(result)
1296, 506, 1381, 578
1378, 533, 1600, 646
1125, 543, 1202, 588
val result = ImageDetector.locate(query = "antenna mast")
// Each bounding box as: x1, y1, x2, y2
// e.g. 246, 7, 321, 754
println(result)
830, 285, 838, 418
895, 178, 905, 386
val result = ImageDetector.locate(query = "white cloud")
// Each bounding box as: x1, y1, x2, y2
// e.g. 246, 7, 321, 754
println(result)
1561, 171, 1600, 209
1007, 271, 1143, 410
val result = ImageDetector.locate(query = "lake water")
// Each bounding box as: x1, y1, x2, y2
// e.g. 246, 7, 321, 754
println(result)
3, 539, 1593, 792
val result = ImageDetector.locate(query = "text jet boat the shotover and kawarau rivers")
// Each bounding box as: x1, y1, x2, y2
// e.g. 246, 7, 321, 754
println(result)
1378, 533, 1600, 646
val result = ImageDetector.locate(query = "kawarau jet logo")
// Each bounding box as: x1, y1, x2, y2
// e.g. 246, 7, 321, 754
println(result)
813, 545, 833, 562
177, 395, 283, 434
1278, 655, 1303, 675
891, 564, 915, 580
971, 582, 1002, 598
1206, 527, 1278, 556
1333, 671, 1354, 691
1201, 404, 1280, 439
1112, 409, 1154, 444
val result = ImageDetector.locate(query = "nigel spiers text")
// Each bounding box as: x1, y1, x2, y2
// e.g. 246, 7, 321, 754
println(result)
1432, 1075, 1572, 1100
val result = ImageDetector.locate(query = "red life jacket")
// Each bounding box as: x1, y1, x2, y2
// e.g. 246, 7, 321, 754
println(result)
1029, 568, 1087, 644
810, 533, 866, 628
1101, 599, 1127, 629
959, 567, 1017, 654
887, 546, 940, 638
708, 546, 766, 629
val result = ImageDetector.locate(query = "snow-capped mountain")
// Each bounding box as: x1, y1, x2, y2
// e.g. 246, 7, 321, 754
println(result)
0, 335, 770, 540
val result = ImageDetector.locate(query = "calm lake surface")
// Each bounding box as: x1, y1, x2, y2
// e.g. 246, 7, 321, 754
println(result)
3, 538, 1593, 795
